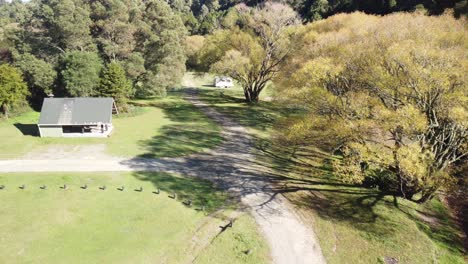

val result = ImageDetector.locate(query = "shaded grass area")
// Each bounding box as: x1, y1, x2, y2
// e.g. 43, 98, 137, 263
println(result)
188, 72, 465, 263
0, 172, 268, 264
132, 93, 222, 158
132, 171, 228, 211
257, 137, 466, 263
0, 92, 222, 159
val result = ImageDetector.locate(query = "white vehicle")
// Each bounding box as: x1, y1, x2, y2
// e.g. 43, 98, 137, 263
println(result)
214, 76, 234, 88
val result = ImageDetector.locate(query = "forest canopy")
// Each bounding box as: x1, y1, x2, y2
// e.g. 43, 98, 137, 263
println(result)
0, 0, 466, 112
0, 0, 187, 111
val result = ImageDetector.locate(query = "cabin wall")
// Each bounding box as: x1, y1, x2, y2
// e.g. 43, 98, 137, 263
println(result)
38, 126, 63, 137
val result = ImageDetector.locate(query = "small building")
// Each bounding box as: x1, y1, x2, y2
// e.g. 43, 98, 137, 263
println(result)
214, 76, 234, 88
37, 97, 117, 138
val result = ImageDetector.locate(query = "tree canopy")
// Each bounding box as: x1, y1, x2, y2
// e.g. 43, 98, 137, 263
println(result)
200, 2, 299, 102
97, 61, 132, 107
0, 63, 28, 118
60, 51, 103, 97
276, 12, 467, 202
0, 0, 188, 113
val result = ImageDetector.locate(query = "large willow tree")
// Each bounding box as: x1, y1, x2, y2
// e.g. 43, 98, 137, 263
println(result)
200, 2, 299, 103
276, 12, 467, 203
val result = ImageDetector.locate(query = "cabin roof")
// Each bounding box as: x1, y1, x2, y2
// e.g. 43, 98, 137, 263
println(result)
38, 97, 114, 126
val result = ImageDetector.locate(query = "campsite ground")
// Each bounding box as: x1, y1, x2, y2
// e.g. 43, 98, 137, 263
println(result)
0, 73, 465, 263
0, 172, 269, 264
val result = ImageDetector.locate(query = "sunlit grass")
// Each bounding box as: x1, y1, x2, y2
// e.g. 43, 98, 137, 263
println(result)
0, 92, 222, 159
0, 172, 269, 264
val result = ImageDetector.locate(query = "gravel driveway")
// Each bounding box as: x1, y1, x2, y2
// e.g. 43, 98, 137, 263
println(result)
0, 88, 326, 264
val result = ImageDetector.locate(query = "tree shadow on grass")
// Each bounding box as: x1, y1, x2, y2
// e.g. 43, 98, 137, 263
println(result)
138, 124, 222, 158
14, 123, 39, 136
129, 86, 462, 251
132, 171, 229, 212
164, 88, 391, 230
393, 196, 465, 255
172, 86, 406, 238
250, 135, 409, 237
258, 136, 466, 250
130, 92, 223, 158
292, 187, 400, 237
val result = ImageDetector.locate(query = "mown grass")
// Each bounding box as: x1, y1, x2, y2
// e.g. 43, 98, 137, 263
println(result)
131, 94, 222, 158
194, 214, 270, 264
0, 92, 221, 159
188, 72, 466, 263
0, 172, 269, 264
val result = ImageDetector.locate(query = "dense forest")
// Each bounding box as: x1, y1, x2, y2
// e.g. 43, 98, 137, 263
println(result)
0, 0, 466, 204
0, 0, 187, 113
0, 0, 466, 110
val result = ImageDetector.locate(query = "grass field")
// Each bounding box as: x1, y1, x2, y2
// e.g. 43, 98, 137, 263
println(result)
0, 172, 269, 264
184, 72, 289, 137
0, 93, 221, 159
188, 72, 466, 263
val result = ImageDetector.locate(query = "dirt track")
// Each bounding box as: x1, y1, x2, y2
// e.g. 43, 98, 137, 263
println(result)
0, 88, 326, 264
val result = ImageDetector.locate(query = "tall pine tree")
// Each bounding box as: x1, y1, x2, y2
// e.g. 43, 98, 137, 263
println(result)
97, 62, 132, 108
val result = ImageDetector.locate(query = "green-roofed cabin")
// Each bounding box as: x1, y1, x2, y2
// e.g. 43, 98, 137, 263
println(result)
37, 97, 118, 138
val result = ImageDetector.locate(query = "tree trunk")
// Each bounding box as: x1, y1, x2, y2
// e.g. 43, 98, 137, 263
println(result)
250, 90, 260, 103
415, 186, 437, 203
243, 88, 260, 103
244, 88, 252, 103
247, 94, 259, 103
1, 103, 8, 119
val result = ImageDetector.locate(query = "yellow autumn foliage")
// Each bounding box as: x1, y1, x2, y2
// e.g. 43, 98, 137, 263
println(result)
275, 12, 467, 202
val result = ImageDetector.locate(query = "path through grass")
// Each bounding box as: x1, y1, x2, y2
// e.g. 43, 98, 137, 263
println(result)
187, 72, 466, 263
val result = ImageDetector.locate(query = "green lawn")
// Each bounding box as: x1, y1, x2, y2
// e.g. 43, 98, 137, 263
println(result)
0, 93, 222, 159
0, 172, 269, 264
194, 214, 270, 264
184, 72, 291, 137
130, 94, 223, 158
189, 72, 466, 263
